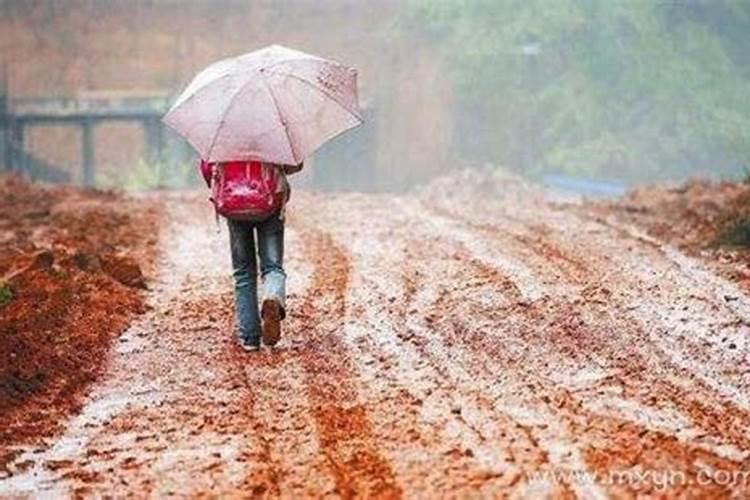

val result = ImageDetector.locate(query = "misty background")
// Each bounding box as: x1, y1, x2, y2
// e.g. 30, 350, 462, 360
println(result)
1, 0, 749, 191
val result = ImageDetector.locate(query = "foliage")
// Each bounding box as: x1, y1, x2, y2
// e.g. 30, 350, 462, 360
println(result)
717, 219, 750, 247
0, 282, 12, 307
99, 152, 199, 191
408, 0, 750, 181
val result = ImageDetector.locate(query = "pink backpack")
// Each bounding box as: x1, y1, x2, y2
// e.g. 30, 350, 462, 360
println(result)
202, 160, 284, 220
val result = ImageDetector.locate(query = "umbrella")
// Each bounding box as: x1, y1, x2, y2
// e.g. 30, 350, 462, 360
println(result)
163, 45, 363, 165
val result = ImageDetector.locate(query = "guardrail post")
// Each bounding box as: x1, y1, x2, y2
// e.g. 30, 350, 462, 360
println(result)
11, 120, 24, 174
143, 117, 165, 165
0, 65, 8, 171
0, 105, 7, 172
81, 118, 95, 186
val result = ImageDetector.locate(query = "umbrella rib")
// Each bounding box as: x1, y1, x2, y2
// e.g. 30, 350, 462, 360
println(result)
165, 71, 235, 119
263, 69, 363, 124
260, 75, 298, 164
204, 77, 256, 160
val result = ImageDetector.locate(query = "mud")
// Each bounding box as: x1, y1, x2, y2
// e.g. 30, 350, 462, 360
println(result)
1, 170, 750, 497
0, 175, 160, 476
585, 178, 750, 294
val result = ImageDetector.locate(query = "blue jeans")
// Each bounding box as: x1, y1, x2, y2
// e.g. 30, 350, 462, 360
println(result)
227, 213, 286, 340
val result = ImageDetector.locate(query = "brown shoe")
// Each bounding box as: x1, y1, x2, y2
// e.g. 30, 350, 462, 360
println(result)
261, 298, 282, 346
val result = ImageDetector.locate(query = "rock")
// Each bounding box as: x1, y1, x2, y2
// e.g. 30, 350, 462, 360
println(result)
102, 254, 146, 289
72, 250, 101, 272
31, 249, 54, 270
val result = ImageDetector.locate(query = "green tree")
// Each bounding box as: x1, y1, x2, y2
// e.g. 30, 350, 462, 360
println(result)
409, 0, 750, 181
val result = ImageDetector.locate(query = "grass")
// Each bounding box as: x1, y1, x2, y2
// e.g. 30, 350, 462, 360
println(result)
99, 155, 198, 191
742, 166, 750, 185
716, 219, 750, 248
0, 283, 12, 307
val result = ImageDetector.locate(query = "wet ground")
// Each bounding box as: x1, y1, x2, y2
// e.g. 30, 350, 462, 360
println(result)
0, 175, 160, 474
1, 173, 750, 498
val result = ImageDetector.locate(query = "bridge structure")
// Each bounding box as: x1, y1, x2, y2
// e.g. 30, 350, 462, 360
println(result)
0, 85, 173, 186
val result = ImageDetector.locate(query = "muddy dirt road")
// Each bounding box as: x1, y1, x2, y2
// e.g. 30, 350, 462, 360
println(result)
2, 179, 750, 498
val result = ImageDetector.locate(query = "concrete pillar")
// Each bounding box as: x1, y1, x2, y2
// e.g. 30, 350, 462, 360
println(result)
0, 66, 7, 172
81, 119, 95, 186
0, 96, 7, 172
0, 119, 8, 173
10, 121, 24, 174
143, 117, 165, 164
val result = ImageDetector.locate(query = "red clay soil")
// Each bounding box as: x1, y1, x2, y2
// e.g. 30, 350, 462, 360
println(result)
1, 170, 750, 497
0, 174, 161, 472
584, 179, 750, 291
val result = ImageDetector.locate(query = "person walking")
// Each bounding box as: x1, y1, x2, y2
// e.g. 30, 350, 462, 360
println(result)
164, 45, 362, 351
199, 159, 303, 351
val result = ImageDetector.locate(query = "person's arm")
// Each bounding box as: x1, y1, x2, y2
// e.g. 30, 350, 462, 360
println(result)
282, 161, 304, 176
199, 159, 213, 187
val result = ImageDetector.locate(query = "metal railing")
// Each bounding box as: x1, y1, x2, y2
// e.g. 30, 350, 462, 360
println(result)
11, 92, 171, 121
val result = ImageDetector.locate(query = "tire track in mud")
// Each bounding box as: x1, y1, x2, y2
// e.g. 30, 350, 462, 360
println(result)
423, 196, 748, 411
400, 270, 574, 497
538, 212, 750, 495
294, 198, 507, 495
513, 214, 750, 444
292, 223, 402, 499
374, 197, 720, 498
393, 232, 596, 498
300, 194, 595, 498
343, 243, 547, 496
418, 196, 750, 496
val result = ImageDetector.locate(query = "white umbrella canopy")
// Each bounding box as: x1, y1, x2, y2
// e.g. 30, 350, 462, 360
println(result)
163, 45, 363, 165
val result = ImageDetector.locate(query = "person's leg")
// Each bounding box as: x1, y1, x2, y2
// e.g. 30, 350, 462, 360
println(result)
257, 212, 286, 345
227, 219, 261, 347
